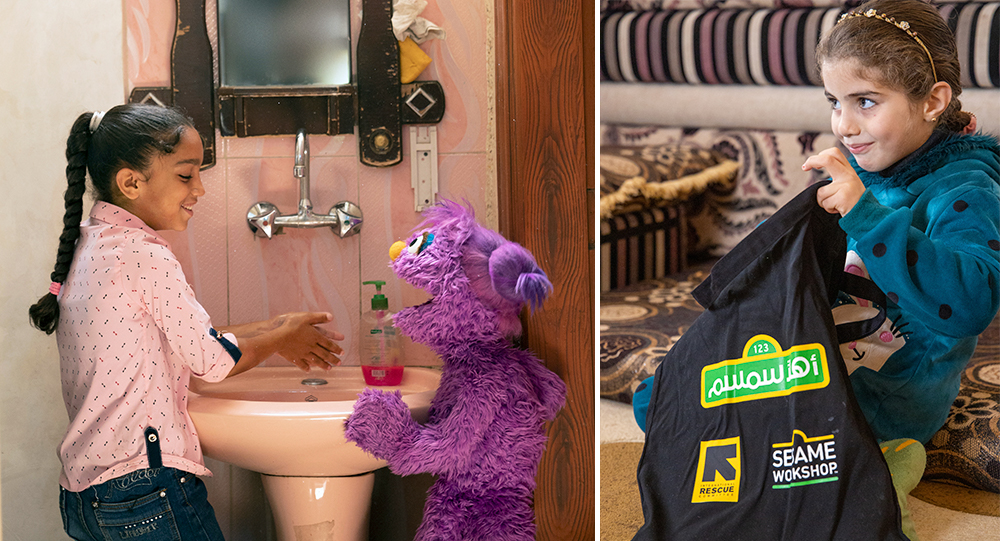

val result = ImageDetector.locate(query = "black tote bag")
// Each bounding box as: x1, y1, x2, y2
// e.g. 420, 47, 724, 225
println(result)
633, 183, 905, 541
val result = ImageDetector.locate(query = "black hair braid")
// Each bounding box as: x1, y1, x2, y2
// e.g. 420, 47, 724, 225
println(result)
29, 104, 195, 335
28, 113, 93, 334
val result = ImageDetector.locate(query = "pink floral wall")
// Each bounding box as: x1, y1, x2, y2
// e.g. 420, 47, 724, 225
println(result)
125, 0, 492, 368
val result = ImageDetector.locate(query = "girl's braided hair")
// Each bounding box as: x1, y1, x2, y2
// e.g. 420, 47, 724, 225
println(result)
29, 104, 195, 334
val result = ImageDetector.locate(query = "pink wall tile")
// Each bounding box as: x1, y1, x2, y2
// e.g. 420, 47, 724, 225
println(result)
435, 154, 492, 214
225, 133, 356, 159
225, 157, 268, 323
310, 134, 358, 157
127, 1, 490, 370
419, 0, 489, 154
125, 0, 173, 88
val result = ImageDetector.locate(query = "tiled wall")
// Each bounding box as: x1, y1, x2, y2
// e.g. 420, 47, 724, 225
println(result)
125, 0, 494, 368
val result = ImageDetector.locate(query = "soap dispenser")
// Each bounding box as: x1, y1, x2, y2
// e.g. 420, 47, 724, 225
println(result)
361, 280, 403, 386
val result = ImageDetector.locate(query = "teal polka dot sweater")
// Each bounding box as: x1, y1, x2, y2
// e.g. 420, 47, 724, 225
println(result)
840, 133, 1000, 444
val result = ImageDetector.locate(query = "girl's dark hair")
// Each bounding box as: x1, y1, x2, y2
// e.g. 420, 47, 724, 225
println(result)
29, 103, 196, 334
816, 0, 971, 133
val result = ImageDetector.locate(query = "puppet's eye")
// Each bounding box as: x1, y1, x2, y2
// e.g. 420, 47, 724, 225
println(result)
407, 232, 434, 255
407, 235, 422, 254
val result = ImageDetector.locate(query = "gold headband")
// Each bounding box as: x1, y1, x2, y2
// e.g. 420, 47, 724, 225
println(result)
838, 8, 937, 83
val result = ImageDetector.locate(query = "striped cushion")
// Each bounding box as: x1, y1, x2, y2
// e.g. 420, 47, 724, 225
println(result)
940, 2, 1000, 89
601, 1, 981, 10
602, 1, 858, 9
601, 206, 688, 292
601, 3, 1000, 88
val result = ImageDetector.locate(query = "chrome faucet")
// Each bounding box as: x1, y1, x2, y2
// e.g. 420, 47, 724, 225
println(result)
293, 128, 312, 216
247, 129, 363, 239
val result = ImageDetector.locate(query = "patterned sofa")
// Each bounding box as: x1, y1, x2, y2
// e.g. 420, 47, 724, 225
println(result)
599, 0, 1000, 496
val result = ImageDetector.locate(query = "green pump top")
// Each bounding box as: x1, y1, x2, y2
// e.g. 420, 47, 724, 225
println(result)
362, 280, 388, 310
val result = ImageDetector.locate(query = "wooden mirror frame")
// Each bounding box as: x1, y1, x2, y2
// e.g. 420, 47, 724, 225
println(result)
128, 0, 445, 169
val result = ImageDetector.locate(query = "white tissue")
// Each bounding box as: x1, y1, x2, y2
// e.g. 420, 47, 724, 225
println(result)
392, 0, 445, 43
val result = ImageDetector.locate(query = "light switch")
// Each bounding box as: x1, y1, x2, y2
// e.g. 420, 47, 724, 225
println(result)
409, 126, 439, 212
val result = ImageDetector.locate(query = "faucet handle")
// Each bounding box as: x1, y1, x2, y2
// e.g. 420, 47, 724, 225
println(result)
247, 202, 281, 239
330, 201, 363, 238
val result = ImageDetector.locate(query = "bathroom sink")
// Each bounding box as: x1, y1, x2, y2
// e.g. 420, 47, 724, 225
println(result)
188, 366, 439, 477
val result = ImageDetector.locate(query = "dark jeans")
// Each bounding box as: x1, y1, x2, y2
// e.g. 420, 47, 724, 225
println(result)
60, 467, 225, 541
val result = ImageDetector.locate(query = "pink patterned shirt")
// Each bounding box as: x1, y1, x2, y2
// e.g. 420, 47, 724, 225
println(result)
55, 202, 235, 491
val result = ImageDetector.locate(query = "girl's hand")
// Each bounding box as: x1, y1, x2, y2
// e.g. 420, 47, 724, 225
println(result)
273, 312, 345, 371
220, 312, 344, 377
802, 148, 866, 217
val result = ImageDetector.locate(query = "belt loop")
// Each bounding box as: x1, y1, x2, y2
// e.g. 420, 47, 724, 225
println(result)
144, 426, 163, 469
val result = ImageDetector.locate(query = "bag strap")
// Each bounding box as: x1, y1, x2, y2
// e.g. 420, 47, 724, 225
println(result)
835, 272, 888, 344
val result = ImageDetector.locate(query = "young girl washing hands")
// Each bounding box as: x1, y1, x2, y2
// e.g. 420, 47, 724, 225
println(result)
803, 1, 999, 537
29, 103, 345, 540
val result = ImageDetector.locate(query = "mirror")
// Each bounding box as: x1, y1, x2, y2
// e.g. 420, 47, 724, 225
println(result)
219, 0, 351, 87
128, 0, 445, 169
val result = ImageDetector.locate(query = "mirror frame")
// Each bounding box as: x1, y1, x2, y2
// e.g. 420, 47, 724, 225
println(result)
128, 0, 445, 168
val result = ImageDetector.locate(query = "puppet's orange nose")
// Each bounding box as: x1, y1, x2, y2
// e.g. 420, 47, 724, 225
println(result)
390, 241, 406, 261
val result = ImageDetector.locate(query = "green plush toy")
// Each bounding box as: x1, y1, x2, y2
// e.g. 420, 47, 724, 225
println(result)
881, 438, 927, 541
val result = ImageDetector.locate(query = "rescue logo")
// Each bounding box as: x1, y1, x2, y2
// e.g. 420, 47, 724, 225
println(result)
770, 430, 840, 489
692, 437, 741, 503
701, 334, 829, 408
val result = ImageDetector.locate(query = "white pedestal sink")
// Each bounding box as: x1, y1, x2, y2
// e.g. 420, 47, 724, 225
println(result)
188, 366, 439, 541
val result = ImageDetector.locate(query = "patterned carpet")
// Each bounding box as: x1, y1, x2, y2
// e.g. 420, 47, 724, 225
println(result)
600, 261, 1000, 494
599, 260, 713, 404
925, 312, 1000, 493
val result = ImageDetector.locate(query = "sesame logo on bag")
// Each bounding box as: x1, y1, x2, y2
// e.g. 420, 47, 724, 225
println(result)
770, 430, 840, 489
692, 437, 741, 503
701, 335, 829, 408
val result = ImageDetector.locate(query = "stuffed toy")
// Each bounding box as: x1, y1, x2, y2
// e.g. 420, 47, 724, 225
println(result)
344, 200, 566, 540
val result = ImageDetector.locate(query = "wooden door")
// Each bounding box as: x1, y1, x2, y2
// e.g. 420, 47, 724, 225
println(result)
495, 0, 595, 539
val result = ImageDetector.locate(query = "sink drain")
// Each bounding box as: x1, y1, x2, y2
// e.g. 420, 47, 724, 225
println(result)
301, 378, 328, 386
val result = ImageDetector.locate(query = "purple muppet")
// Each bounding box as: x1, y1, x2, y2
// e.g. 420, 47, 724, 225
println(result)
344, 200, 566, 540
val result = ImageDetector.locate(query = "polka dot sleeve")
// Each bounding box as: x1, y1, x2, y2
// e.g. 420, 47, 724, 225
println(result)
840, 182, 1000, 338
120, 232, 234, 382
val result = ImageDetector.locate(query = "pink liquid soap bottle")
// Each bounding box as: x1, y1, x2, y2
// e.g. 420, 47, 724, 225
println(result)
361, 280, 403, 386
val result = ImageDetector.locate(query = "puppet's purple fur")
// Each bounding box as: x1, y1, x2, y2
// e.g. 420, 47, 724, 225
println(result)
344, 200, 566, 541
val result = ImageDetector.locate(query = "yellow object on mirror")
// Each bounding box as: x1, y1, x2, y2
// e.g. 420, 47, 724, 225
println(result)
399, 37, 432, 83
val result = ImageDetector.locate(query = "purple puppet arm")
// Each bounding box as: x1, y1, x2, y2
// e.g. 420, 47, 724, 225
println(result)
344, 388, 419, 460
386, 391, 500, 477
345, 378, 503, 475
345, 382, 502, 477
